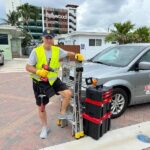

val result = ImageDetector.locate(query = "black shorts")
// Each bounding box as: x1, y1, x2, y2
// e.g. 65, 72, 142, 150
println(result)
32, 78, 68, 106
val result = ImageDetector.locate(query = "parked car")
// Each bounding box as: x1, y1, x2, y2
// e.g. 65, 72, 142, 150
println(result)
0, 49, 4, 65
70, 44, 150, 118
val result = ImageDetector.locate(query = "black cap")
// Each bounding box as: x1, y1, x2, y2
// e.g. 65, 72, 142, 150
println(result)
43, 29, 55, 38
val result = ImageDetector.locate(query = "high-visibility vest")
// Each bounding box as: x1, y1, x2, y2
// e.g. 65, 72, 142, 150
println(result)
30, 45, 60, 85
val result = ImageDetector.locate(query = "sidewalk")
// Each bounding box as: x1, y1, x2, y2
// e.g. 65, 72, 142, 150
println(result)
41, 121, 150, 150
0, 58, 28, 73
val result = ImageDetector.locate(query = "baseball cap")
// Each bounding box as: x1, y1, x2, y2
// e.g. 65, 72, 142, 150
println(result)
42, 29, 55, 38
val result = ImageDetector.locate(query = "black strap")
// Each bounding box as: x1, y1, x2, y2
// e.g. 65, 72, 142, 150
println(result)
33, 78, 39, 84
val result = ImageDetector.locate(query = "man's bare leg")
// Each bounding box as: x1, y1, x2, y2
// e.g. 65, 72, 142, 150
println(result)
38, 107, 49, 139
58, 89, 72, 115
38, 107, 47, 126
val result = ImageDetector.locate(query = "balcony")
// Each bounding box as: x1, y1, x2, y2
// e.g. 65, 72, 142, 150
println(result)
68, 15, 76, 21
69, 19, 76, 25
29, 19, 42, 23
31, 32, 43, 35
69, 21, 76, 28
69, 25, 76, 31
23, 25, 42, 30
68, 23, 74, 29
69, 13, 76, 19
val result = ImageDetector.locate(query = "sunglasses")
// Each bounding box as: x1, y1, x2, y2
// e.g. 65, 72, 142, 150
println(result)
45, 36, 53, 39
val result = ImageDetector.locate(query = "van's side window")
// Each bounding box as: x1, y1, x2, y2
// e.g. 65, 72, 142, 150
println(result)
140, 50, 150, 62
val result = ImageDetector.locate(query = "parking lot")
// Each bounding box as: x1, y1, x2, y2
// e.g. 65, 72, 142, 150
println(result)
0, 68, 150, 149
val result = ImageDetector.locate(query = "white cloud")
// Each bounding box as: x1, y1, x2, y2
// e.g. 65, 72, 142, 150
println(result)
1, 0, 150, 32
120, 0, 150, 27
0, 0, 6, 21
77, 0, 150, 32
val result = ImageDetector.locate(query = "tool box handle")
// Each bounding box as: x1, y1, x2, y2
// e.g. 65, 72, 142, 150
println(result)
102, 112, 112, 120
102, 89, 112, 99
82, 113, 102, 124
103, 97, 112, 104
85, 98, 103, 106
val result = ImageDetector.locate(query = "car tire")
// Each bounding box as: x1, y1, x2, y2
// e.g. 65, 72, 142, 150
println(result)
0, 57, 4, 65
111, 88, 129, 119
0, 62, 4, 65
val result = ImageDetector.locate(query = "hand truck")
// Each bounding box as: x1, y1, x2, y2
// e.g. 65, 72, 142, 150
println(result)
57, 59, 85, 139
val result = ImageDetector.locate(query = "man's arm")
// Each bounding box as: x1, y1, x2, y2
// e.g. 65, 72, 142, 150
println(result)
26, 49, 37, 74
26, 64, 37, 74
59, 48, 84, 61
67, 52, 84, 61
26, 64, 48, 78
59, 49, 75, 61
26, 49, 48, 78
67, 52, 75, 60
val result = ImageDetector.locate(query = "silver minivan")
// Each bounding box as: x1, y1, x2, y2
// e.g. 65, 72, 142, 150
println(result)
73, 44, 150, 118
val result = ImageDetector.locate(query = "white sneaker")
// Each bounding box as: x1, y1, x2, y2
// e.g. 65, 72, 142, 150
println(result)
40, 127, 50, 139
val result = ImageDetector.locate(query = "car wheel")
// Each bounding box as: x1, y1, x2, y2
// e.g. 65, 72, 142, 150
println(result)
111, 88, 129, 119
0, 57, 4, 65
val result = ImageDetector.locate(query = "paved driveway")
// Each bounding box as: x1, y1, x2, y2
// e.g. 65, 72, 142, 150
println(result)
0, 60, 150, 150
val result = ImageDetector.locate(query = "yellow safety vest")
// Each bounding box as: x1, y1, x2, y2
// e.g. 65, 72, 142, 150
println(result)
30, 45, 60, 85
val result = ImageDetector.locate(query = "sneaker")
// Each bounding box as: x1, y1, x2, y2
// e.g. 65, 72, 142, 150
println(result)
40, 127, 50, 139
57, 113, 73, 120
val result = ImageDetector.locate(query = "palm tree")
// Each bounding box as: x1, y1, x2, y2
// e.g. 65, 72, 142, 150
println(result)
106, 21, 135, 44
30, 6, 41, 32
21, 29, 32, 48
133, 26, 150, 43
17, 3, 40, 29
1, 11, 19, 26
17, 4, 41, 38
17, 3, 32, 32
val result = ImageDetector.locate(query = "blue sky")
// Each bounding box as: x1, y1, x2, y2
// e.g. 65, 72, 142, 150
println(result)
1, 0, 150, 31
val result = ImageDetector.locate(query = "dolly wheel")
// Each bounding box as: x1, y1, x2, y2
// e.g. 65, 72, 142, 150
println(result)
57, 119, 61, 126
75, 132, 80, 139
79, 131, 84, 137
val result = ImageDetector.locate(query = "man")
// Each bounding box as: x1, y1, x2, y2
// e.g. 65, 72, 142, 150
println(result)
26, 29, 84, 139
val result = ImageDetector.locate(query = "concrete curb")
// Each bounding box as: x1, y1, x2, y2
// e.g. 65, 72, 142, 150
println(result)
40, 121, 150, 150
13, 58, 28, 61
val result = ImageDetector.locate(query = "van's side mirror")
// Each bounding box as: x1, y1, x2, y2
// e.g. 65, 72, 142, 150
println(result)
138, 61, 150, 70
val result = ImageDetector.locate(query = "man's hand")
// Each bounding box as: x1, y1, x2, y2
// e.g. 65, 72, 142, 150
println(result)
36, 69, 48, 78
75, 53, 84, 62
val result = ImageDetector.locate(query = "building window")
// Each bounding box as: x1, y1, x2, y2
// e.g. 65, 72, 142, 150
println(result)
89, 39, 95, 46
0, 34, 8, 45
111, 41, 117, 44
96, 39, 102, 46
89, 39, 102, 46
